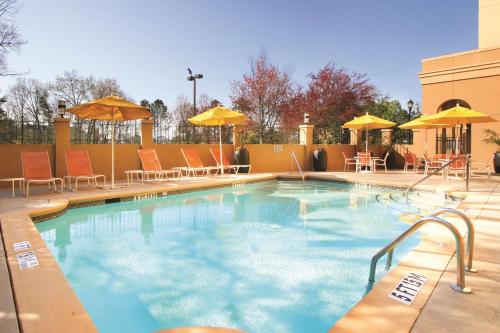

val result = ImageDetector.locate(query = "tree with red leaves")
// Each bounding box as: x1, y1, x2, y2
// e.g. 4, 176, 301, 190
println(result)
301, 63, 376, 127
230, 52, 294, 143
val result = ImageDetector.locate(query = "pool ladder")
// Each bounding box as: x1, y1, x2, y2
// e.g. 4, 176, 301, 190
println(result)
366, 207, 477, 294
290, 151, 304, 181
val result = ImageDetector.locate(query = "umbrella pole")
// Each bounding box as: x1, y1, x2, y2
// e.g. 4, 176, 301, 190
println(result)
425, 129, 428, 155
365, 128, 368, 154
112, 121, 115, 188
219, 124, 224, 175
455, 124, 460, 155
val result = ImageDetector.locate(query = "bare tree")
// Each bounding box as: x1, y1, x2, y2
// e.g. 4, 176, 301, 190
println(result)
0, 0, 26, 76
231, 51, 294, 143
173, 95, 193, 125
91, 77, 126, 99
49, 70, 94, 107
7, 78, 51, 142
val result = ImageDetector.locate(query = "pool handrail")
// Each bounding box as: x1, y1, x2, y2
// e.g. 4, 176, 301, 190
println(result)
384, 207, 477, 273
290, 151, 304, 181
429, 208, 477, 273
366, 215, 472, 294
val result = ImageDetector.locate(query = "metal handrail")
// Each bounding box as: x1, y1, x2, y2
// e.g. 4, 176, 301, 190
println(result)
404, 156, 468, 204
366, 216, 472, 294
384, 208, 477, 273
430, 208, 477, 273
290, 151, 304, 181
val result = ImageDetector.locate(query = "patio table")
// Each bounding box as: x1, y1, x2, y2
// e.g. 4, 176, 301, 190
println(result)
0, 177, 24, 198
125, 170, 144, 185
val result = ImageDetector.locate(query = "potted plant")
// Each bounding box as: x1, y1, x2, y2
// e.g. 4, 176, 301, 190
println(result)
313, 147, 328, 171
483, 129, 500, 173
234, 132, 250, 173
313, 133, 329, 171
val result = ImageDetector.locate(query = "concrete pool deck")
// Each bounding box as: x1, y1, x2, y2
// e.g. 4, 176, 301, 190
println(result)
0, 171, 498, 333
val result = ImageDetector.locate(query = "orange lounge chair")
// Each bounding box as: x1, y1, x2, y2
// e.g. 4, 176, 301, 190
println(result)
180, 148, 219, 177
209, 146, 251, 174
138, 149, 182, 182
21, 151, 63, 197
64, 150, 106, 191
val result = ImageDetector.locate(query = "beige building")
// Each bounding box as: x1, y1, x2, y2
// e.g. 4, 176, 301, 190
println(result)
416, 0, 500, 163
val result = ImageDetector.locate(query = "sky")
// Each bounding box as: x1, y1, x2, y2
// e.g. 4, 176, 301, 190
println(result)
2, 0, 478, 110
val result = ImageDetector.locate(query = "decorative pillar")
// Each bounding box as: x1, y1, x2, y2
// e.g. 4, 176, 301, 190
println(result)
350, 129, 362, 147
53, 118, 71, 178
232, 124, 245, 148
299, 124, 314, 171
381, 129, 393, 146
141, 119, 154, 149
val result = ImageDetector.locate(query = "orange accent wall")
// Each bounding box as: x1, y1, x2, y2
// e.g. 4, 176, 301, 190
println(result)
0, 144, 55, 181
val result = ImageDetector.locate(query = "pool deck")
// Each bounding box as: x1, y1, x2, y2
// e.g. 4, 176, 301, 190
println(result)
0, 171, 498, 333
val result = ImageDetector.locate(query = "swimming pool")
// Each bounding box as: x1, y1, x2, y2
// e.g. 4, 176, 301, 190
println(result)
36, 180, 420, 333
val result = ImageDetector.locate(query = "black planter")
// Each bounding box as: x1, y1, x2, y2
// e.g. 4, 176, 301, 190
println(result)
494, 152, 500, 173
385, 150, 396, 169
234, 147, 250, 173
313, 148, 328, 171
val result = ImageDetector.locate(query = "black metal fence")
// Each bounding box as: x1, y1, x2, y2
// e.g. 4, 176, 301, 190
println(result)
71, 120, 140, 144
153, 124, 233, 144
392, 129, 413, 145
313, 126, 350, 144
435, 136, 469, 154
0, 119, 54, 144
360, 129, 382, 144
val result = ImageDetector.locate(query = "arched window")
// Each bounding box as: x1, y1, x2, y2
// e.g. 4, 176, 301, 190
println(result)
435, 99, 472, 154
437, 99, 471, 113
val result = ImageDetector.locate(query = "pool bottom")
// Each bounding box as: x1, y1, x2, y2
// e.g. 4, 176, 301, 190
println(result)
36, 180, 420, 333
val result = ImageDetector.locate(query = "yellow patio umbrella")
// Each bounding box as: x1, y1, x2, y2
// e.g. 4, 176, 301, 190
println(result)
67, 96, 152, 188
399, 115, 450, 154
342, 112, 396, 154
421, 104, 498, 154
188, 105, 248, 175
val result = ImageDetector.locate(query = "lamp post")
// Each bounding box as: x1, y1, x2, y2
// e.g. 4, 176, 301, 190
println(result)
58, 100, 67, 118
187, 68, 203, 113
407, 99, 414, 120
187, 68, 203, 142
303, 112, 310, 124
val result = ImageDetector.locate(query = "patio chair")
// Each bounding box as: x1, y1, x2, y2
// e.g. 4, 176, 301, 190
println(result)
21, 151, 63, 197
470, 154, 493, 180
138, 149, 182, 182
404, 153, 423, 172
422, 154, 443, 175
209, 146, 251, 174
342, 152, 357, 171
356, 152, 373, 173
449, 154, 467, 178
64, 150, 106, 191
372, 152, 389, 173
180, 148, 219, 177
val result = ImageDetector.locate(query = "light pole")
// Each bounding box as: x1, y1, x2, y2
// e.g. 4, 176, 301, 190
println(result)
407, 99, 414, 120
187, 68, 203, 114
187, 68, 203, 143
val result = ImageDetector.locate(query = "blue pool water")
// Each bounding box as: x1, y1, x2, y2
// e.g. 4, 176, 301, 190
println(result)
37, 181, 419, 333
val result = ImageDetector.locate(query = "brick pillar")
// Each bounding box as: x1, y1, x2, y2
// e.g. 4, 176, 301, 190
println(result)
381, 129, 393, 146
141, 119, 154, 148
53, 118, 71, 178
232, 124, 245, 148
299, 124, 314, 171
